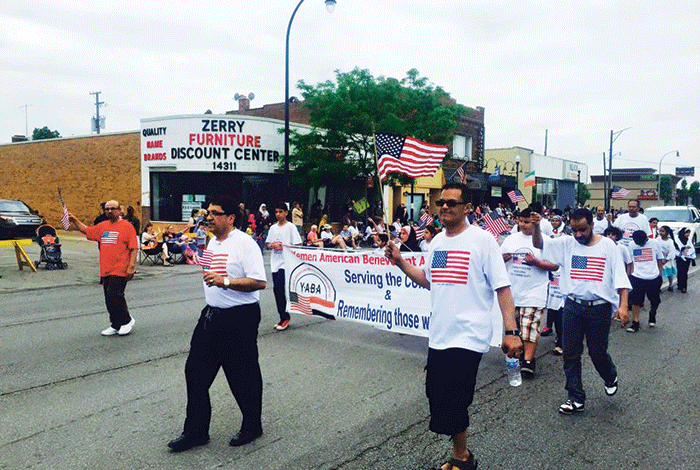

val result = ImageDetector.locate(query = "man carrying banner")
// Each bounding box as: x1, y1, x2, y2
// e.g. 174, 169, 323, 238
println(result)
531, 209, 630, 415
68, 200, 138, 336
168, 195, 267, 452
385, 182, 522, 470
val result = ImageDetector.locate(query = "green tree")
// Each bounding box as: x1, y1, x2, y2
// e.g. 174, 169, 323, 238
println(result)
32, 126, 61, 140
677, 179, 689, 205
659, 175, 673, 204
690, 181, 700, 208
287, 68, 468, 192
577, 183, 591, 205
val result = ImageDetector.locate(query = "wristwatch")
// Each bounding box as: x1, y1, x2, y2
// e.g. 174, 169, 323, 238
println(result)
504, 330, 521, 336
223, 277, 230, 288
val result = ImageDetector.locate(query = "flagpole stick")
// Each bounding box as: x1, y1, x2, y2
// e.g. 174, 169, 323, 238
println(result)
371, 125, 390, 225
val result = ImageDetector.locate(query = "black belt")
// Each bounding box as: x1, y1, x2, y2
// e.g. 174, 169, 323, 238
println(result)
566, 296, 607, 307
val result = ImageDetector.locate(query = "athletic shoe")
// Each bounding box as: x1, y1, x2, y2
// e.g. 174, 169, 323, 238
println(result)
101, 327, 118, 336
559, 399, 584, 414
118, 318, 135, 336
521, 359, 536, 377
275, 319, 290, 331
540, 327, 552, 337
649, 321, 656, 327
604, 377, 618, 396
626, 321, 639, 333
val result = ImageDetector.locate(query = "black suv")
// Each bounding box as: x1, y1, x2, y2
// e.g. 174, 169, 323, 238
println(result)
0, 199, 45, 240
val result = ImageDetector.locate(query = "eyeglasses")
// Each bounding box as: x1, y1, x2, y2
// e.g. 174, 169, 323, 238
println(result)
435, 199, 466, 208
104, 207, 120, 211
208, 210, 227, 217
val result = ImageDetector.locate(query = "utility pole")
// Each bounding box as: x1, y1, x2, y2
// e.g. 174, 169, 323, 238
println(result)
543, 129, 548, 156
19, 104, 33, 138
606, 127, 631, 212
90, 91, 105, 134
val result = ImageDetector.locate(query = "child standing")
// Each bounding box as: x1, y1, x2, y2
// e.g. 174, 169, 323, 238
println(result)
657, 225, 678, 292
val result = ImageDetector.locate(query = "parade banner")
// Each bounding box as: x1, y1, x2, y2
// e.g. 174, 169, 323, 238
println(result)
283, 246, 503, 346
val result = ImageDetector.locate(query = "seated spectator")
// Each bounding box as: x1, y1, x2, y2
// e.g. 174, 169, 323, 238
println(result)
163, 225, 186, 261
141, 223, 172, 266
372, 233, 389, 253
306, 224, 324, 248
320, 224, 347, 249
340, 224, 358, 249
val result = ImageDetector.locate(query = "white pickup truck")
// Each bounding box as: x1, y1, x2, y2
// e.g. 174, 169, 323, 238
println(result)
643, 205, 700, 250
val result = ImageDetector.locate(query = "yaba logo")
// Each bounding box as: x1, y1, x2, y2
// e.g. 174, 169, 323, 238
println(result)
288, 263, 336, 315
511, 247, 533, 265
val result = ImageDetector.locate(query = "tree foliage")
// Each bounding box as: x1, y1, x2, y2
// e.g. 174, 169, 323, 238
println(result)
577, 183, 591, 205
677, 179, 689, 205
659, 175, 673, 204
32, 126, 61, 140
287, 68, 469, 190
690, 181, 700, 208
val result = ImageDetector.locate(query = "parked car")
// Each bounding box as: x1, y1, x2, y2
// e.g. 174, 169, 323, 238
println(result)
0, 199, 45, 240
643, 205, 700, 250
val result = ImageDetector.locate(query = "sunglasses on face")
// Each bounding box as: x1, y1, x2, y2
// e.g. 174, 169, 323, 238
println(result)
208, 210, 227, 217
435, 199, 466, 208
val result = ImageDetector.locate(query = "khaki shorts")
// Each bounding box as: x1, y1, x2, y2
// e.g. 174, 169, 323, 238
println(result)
517, 306, 544, 343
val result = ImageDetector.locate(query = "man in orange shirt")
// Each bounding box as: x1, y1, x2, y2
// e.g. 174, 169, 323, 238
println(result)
69, 200, 138, 336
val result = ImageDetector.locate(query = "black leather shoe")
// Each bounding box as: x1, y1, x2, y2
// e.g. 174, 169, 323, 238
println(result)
229, 428, 263, 446
167, 433, 210, 452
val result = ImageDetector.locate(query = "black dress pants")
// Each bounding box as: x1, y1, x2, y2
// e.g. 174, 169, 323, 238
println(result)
102, 275, 131, 329
183, 303, 263, 437
272, 269, 290, 322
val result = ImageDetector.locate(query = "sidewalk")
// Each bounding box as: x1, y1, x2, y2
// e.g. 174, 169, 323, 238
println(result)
0, 230, 271, 294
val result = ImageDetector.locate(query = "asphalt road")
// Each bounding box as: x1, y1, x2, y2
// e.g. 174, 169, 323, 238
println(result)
1, 238, 699, 469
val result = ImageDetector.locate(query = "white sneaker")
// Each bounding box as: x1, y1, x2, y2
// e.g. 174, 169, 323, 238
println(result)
101, 327, 119, 336
118, 318, 135, 336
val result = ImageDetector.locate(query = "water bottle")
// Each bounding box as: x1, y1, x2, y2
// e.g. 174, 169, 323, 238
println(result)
505, 356, 522, 387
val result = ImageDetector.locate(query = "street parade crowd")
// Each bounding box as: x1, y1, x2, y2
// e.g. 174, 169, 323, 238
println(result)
70, 190, 696, 470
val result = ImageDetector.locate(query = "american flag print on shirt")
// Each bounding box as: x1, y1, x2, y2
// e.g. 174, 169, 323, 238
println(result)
633, 247, 653, 263
101, 231, 119, 245
570, 255, 605, 281
431, 250, 470, 284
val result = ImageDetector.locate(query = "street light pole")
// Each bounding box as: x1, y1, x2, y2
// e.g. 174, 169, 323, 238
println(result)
658, 150, 680, 205
284, 0, 336, 199
606, 127, 631, 212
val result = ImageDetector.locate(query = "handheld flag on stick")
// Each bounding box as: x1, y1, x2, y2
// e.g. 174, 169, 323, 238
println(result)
58, 188, 70, 230
376, 133, 448, 182
507, 189, 526, 204
456, 163, 467, 184
483, 211, 510, 239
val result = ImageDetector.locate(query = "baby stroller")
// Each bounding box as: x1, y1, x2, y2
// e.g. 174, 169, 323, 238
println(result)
35, 224, 68, 270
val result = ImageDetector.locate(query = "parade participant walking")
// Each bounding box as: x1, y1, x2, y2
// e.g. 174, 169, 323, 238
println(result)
626, 230, 664, 332
69, 200, 138, 336
613, 199, 650, 246
657, 225, 678, 292
675, 228, 695, 293
167, 195, 267, 452
266, 202, 302, 331
592, 206, 610, 235
385, 182, 522, 470
532, 208, 630, 415
500, 208, 558, 377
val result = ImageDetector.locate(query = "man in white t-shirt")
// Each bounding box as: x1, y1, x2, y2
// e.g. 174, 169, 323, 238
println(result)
613, 199, 650, 246
501, 208, 558, 377
168, 195, 267, 452
266, 202, 302, 331
532, 208, 630, 415
592, 206, 610, 235
386, 182, 522, 470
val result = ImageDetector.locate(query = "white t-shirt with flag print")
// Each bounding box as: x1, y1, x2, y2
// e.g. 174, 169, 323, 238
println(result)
423, 226, 511, 353
627, 239, 663, 280
613, 213, 651, 246
541, 235, 631, 306
203, 229, 267, 308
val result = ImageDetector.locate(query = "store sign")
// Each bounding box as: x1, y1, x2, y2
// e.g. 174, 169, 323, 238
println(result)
676, 167, 695, 177
564, 161, 580, 180
491, 186, 502, 197
140, 115, 305, 174
638, 189, 658, 200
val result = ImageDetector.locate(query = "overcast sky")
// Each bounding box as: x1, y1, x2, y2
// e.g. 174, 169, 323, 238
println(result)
2, 1, 698, 181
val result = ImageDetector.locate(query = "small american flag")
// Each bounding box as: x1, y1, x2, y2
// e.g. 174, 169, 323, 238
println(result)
420, 211, 433, 227
611, 186, 630, 199
456, 164, 467, 184
101, 231, 119, 245
198, 249, 213, 270
210, 253, 229, 276
431, 250, 470, 284
570, 255, 605, 281
61, 206, 70, 230
483, 211, 510, 239
633, 247, 653, 262
507, 189, 526, 203
376, 133, 448, 182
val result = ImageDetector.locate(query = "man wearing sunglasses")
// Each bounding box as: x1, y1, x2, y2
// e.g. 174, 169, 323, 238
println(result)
385, 183, 522, 470
68, 200, 138, 336
168, 195, 267, 452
